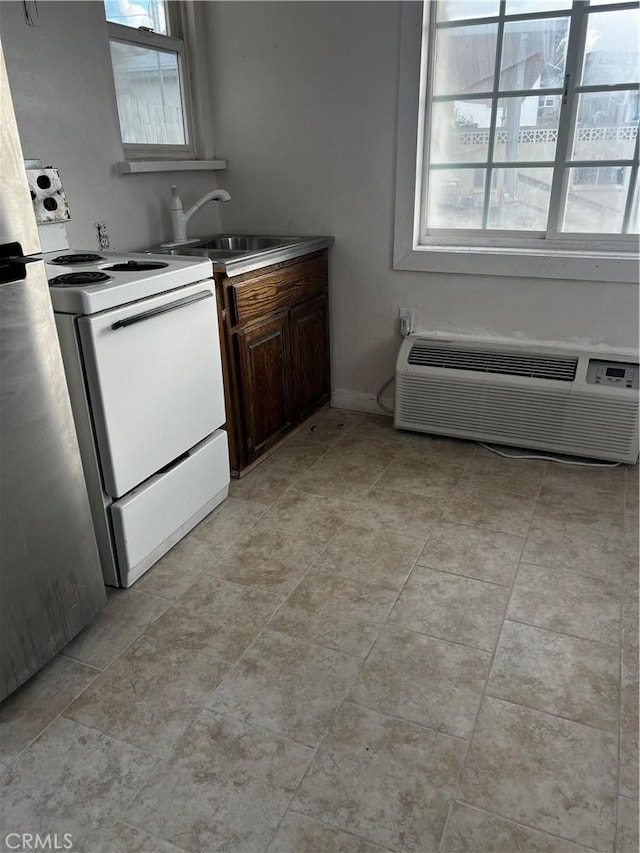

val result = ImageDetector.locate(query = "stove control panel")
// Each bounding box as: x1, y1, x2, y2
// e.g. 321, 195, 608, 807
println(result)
586, 359, 639, 390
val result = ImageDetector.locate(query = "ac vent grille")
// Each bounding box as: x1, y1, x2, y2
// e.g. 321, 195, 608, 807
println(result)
407, 342, 578, 382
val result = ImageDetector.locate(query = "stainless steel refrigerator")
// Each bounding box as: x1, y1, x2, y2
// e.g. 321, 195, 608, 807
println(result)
0, 41, 106, 701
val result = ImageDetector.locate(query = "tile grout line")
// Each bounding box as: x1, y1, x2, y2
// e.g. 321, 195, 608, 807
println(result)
513, 555, 625, 587
189, 492, 274, 551
296, 562, 415, 595
53, 552, 287, 763
260, 587, 398, 848
439, 461, 628, 852
200, 446, 477, 843
385, 614, 505, 651
118, 821, 191, 853
518, 458, 626, 594
193, 498, 370, 740
345, 698, 470, 743
306, 446, 614, 737
125, 424, 420, 744
7, 588, 185, 766
2, 663, 105, 769
3, 590, 188, 765
286, 431, 411, 505
614, 480, 633, 849
39, 564, 369, 847
478, 693, 621, 739
498, 614, 622, 648
55, 653, 104, 672
55, 626, 210, 750
279, 809, 399, 853
436, 476, 533, 853
382, 618, 500, 656
270, 441, 475, 851
453, 799, 610, 853
267, 439, 479, 851
413, 561, 518, 588
196, 706, 322, 751
262, 441, 444, 853
103, 429, 378, 853
203, 429, 416, 703
509, 557, 624, 591
381, 448, 511, 661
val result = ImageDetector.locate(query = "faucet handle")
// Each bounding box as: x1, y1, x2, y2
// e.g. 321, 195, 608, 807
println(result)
170, 185, 183, 212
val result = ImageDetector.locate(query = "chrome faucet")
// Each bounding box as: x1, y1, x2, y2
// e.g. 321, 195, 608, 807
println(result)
167, 185, 231, 244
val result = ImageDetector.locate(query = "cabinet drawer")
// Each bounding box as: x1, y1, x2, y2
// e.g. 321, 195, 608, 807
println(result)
228, 254, 327, 326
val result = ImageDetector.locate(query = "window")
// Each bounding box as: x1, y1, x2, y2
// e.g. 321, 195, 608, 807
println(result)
104, 0, 194, 158
394, 1, 639, 280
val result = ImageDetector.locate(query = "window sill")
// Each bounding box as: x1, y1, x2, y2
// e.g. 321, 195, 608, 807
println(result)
116, 159, 227, 175
393, 244, 639, 284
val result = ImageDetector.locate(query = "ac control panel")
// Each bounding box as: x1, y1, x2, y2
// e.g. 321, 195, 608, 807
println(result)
586, 359, 639, 390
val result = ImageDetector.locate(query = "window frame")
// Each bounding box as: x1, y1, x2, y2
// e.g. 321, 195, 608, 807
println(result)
393, 1, 639, 283
106, 2, 197, 160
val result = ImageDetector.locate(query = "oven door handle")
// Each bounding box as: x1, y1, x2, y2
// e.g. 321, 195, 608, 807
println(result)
111, 290, 213, 330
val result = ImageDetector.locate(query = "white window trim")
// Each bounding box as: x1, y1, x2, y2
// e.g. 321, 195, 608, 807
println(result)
107, 1, 214, 163
393, 2, 639, 284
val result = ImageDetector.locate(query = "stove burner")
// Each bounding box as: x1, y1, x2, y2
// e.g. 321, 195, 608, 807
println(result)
49, 271, 113, 287
104, 260, 169, 272
49, 253, 105, 265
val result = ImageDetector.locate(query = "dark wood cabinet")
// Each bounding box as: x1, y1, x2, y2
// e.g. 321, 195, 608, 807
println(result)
216, 250, 330, 475
290, 295, 330, 419
235, 311, 292, 458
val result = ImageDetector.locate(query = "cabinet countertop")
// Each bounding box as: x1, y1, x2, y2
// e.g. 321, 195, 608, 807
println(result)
217, 236, 334, 278
145, 236, 333, 278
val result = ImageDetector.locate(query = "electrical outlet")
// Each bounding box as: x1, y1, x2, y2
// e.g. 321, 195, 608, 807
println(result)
399, 308, 414, 337
95, 221, 110, 251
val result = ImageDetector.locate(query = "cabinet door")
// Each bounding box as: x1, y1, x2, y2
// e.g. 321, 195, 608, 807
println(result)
290, 295, 330, 419
235, 312, 292, 461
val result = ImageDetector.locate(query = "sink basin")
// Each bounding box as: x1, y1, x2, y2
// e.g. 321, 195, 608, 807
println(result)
155, 234, 303, 256
146, 234, 334, 274
154, 247, 245, 258
194, 235, 297, 252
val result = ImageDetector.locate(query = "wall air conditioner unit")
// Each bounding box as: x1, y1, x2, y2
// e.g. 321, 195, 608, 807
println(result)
395, 336, 639, 464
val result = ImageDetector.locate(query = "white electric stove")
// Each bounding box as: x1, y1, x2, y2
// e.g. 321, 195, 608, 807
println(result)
45, 249, 213, 313
45, 248, 230, 588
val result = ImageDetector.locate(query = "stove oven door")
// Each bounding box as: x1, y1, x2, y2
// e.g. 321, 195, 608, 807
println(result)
77, 281, 225, 498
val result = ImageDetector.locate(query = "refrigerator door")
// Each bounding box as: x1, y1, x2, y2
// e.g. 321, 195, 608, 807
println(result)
0, 40, 106, 700
0, 263, 107, 699
0, 44, 40, 257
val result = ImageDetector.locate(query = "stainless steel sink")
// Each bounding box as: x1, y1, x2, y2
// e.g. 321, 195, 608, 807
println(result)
146, 233, 334, 275
153, 247, 244, 258
194, 235, 298, 251
154, 234, 303, 257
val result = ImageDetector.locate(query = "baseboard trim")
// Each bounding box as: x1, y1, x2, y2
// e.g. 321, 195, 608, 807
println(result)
330, 389, 394, 418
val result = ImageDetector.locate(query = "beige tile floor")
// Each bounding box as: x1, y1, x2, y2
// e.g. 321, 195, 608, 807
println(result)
1, 407, 638, 853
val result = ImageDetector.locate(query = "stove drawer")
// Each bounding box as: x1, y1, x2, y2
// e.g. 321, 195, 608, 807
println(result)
78, 281, 225, 498
110, 429, 229, 587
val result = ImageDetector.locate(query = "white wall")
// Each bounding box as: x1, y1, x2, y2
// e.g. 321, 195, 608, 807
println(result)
205, 1, 639, 405
0, 0, 222, 253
